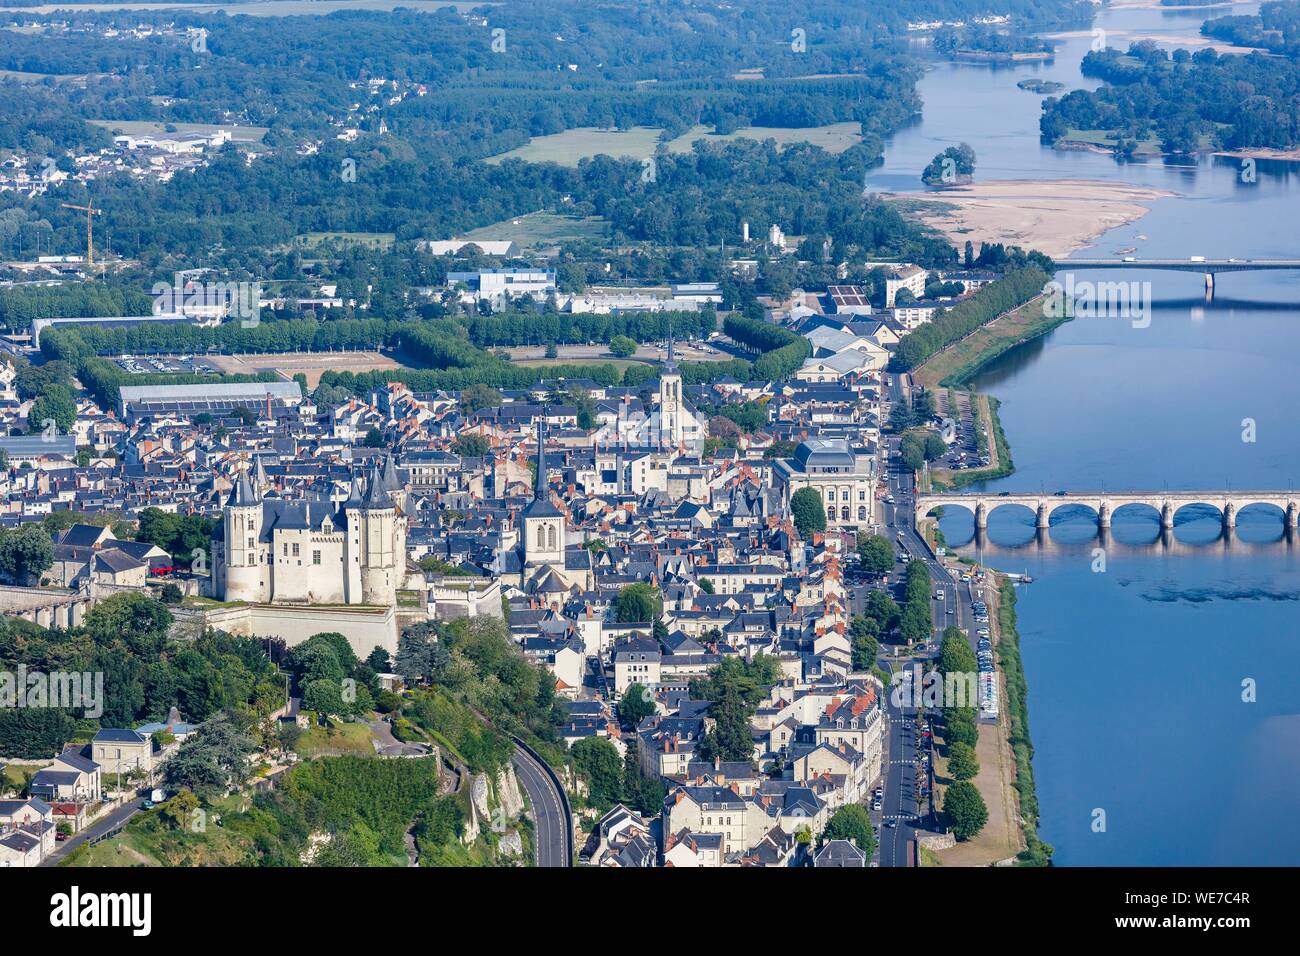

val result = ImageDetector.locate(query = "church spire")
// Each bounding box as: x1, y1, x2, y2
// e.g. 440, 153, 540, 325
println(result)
534, 417, 546, 500
665, 316, 677, 372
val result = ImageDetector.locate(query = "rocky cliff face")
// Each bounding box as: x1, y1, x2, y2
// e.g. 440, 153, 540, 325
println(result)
459, 764, 527, 860
496, 764, 525, 819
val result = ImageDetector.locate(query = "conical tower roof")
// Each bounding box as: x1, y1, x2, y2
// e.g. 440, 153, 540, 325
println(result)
362, 462, 394, 509
344, 469, 365, 506
379, 454, 403, 492
226, 466, 259, 507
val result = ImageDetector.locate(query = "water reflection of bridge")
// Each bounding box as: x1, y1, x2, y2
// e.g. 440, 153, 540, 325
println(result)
1065, 258, 1300, 300
943, 522, 1300, 559
917, 491, 1300, 532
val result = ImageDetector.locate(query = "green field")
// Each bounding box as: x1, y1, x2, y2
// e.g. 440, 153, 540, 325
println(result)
0, 69, 97, 83
293, 231, 396, 250
665, 122, 863, 154
485, 122, 864, 166
485, 126, 665, 166
293, 721, 376, 757
462, 211, 610, 248
2, 762, 38, 791
89, 120, 269, 142
1059, 128, 1164, 156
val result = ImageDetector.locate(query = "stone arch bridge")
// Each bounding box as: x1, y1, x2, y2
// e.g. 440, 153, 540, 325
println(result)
915, 491, 1300, 531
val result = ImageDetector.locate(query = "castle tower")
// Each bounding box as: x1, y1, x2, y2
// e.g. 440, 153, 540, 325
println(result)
522, 419, 564, 566
377, 454, 406, 513
222, 468, 265, 601
342, 470, 366, 603
358, 462, 400, 605
659, 325, 683, 449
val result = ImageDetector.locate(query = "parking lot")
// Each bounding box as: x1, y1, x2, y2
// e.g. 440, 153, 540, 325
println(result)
934, 390, 990, 472
115, 354, 217, 375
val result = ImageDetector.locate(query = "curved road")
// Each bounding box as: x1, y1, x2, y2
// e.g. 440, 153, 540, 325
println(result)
510, 743, 572, 867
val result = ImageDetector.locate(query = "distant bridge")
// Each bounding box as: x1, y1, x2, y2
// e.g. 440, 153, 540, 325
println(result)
1066, 258, 1300, 274
916, 491, 1300, 531
1063, 258, 1300, 299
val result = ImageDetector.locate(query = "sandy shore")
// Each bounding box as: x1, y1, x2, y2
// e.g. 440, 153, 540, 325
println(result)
886, 179, 1176, 259
1105, 0, 1249, 9
1216, 147, 1300, 162
1041, 28, 1260, 56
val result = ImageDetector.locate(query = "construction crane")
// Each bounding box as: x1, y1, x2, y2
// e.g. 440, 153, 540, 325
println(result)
60, 202, 101, 268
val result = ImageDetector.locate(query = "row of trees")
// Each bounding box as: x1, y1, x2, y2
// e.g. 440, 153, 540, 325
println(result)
935, 627, 989, 840
0, 283, 151, 333
466, 310, 714, 348
891, 267, 1051, 370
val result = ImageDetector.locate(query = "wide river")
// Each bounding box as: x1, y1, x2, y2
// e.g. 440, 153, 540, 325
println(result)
868, 1, 1300, 865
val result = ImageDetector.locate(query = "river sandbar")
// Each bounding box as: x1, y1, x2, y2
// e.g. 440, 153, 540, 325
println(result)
885, 179, 1176, 259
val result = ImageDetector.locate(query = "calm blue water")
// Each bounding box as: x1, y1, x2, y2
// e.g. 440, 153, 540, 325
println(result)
872, 2, 1300, 865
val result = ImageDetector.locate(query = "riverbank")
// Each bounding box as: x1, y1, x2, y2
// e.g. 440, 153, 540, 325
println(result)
912, 293, 1067, 390
1216, 147, 1300, 162
886, 180, 1174, 259
1040, 27, 1260, 56
910, 293, 1069, 490
929, 394, 1015, 490
925, 570, 1028, 866
948, 49, 1053, 63
993, 578, 1051, 865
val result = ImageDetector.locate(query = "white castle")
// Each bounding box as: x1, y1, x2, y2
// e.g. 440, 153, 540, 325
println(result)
212, 456, 409, 606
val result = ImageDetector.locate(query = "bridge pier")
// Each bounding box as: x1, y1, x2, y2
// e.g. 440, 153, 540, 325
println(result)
975, 502, 988, 530
1098, 502, 1111, 529
1288, 503, 1299, 529
1160, 502, 1175, 530
1035, 503, 1050, 529
1223, 503, 1236, 529
1204, 272, 1214, 302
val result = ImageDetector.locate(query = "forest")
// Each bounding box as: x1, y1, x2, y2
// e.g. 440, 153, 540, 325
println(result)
0, 0, 1091, 275
0, 594, 283, 758
1040, 43, 1300, 154
1202, 1, 1300, 57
